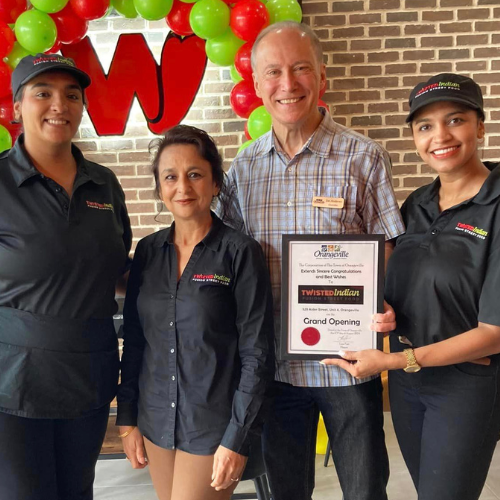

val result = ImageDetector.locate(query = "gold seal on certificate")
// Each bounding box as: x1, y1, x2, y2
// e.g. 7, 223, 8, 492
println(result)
280, 234, 384, 360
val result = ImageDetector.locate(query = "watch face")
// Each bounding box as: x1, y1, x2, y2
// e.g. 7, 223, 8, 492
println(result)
404, 365, 421, 373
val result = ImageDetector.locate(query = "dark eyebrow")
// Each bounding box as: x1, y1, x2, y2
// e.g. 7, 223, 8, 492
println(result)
414, 110, 466, 126
160, 167, 175, 175
160, 166, 203, 175
29, 82, 82, 92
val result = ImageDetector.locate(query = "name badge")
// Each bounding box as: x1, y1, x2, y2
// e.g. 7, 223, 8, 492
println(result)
312, 196, 345, 209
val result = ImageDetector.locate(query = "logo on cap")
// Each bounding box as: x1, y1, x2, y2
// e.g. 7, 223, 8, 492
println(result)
32, 55, 76, 68
415, 81, 460, 100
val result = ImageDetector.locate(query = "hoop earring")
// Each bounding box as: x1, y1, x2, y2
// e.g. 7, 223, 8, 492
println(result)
415, 150, 421, 158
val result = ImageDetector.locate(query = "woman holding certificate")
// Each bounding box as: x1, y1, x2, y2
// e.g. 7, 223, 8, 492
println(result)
116, 125, 274, 500
321, 73, 500, 500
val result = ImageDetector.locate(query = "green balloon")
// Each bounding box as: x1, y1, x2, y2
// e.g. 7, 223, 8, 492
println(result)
266, 0, 302, 24
247, 105, 272, 140
205, 27, 244, 67
179, 0, 199, 3
4, 42, 35, 69
112, 0, 138, 17
238, 139, 254, 154
133, 0, 173, 20
15, 9, 57, 54
30, 0, 69, 14
230, 65, 243, 83
189, 0, 229, 40
0, 124, 12, 153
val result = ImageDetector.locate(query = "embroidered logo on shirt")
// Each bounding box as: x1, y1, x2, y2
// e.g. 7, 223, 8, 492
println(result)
86, 200, 114, 212
455, 222, 488, 240
192, 273, 231, 286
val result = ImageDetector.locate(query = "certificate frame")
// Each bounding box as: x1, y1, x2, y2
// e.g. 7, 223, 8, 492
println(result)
280, 234, 385, 360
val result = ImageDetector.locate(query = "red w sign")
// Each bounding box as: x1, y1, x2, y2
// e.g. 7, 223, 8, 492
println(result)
61, 33, 207, 136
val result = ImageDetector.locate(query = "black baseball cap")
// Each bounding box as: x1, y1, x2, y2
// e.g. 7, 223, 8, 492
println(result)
406, 73, 484, 123
11, 53, 91, 98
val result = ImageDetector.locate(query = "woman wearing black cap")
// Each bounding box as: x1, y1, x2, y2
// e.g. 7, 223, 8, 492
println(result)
0, 54, 131, 499
321, 73, 500, 500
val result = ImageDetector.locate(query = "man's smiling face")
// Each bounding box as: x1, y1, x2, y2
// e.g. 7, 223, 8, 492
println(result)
252, 28, 326, 134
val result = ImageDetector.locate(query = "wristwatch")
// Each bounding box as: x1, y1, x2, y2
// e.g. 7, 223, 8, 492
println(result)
403, 348, 421, 373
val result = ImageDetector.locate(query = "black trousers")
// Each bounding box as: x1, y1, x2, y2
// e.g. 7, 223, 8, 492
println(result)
262, 379, 389, 500
0, 405, 109, 500
389, 363, 500, 500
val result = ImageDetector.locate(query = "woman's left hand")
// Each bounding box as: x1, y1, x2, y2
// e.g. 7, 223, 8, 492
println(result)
211, 445, 247, 491
321, 349, 397, 379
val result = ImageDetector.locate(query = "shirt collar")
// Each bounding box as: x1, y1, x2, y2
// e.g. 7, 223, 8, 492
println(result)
418, 161, 500, 210
262, 109, 335, 159
155, 212, 226, 251
473, 162, 500, 205
8, 134, 106, 187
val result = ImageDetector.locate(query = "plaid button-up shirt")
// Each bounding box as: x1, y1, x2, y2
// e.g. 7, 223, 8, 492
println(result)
219, 111, 405, 387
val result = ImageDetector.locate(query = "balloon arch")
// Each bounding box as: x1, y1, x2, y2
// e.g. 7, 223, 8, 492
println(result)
0, 0, 319, 153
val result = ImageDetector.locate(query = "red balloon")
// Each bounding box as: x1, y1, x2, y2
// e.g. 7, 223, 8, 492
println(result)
165, 0, 193, 37
69, 0, 109, 21
234, 42, 253, 81
0, 62, 12, 100
50, 3, 89, 45
0, 21, 15, 59
0, 95, 14, 127
0, 95, 21, 141
0, 0, 27, 24
230, 0, 269, 42
230, 79, 262, 119
244, 120, 251, 140
46, 37, 62, 54
318, 98, 329, 112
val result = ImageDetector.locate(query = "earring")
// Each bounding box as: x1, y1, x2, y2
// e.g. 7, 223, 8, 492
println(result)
415, 150, 421, 158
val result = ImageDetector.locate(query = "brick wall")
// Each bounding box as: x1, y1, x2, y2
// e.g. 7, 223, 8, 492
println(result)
73, 1, 500, 245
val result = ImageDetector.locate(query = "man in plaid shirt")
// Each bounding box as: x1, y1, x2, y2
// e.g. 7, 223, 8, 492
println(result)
218, 21, 405, 500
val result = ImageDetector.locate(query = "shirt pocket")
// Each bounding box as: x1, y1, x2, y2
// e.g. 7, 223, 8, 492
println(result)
306, 185, 358, 233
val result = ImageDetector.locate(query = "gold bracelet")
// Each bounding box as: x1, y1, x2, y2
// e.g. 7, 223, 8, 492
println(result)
118, 426, 136, 438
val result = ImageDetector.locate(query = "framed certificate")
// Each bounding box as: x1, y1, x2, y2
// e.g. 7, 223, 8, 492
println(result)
280, 234, 385, 360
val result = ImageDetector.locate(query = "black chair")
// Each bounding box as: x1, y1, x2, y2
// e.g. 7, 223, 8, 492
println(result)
231, 438, 272, 500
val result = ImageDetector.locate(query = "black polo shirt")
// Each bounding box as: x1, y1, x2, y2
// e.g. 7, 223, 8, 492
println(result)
0, 135, 132, 418
117, 214, 274, 456
386, 162, 500, 352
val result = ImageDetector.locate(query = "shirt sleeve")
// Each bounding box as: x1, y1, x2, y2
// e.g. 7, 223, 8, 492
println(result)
220, 238, 275, 455
362, 149, 405, 240
478, 227, 500, 327
116, 239, 147, 426
216, 167, 246, 233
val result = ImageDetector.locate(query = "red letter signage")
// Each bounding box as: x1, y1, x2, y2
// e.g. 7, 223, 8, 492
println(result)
62, 33, 207, 136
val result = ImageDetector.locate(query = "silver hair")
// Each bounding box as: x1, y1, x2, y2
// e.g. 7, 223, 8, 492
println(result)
250, 21, 324, 71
